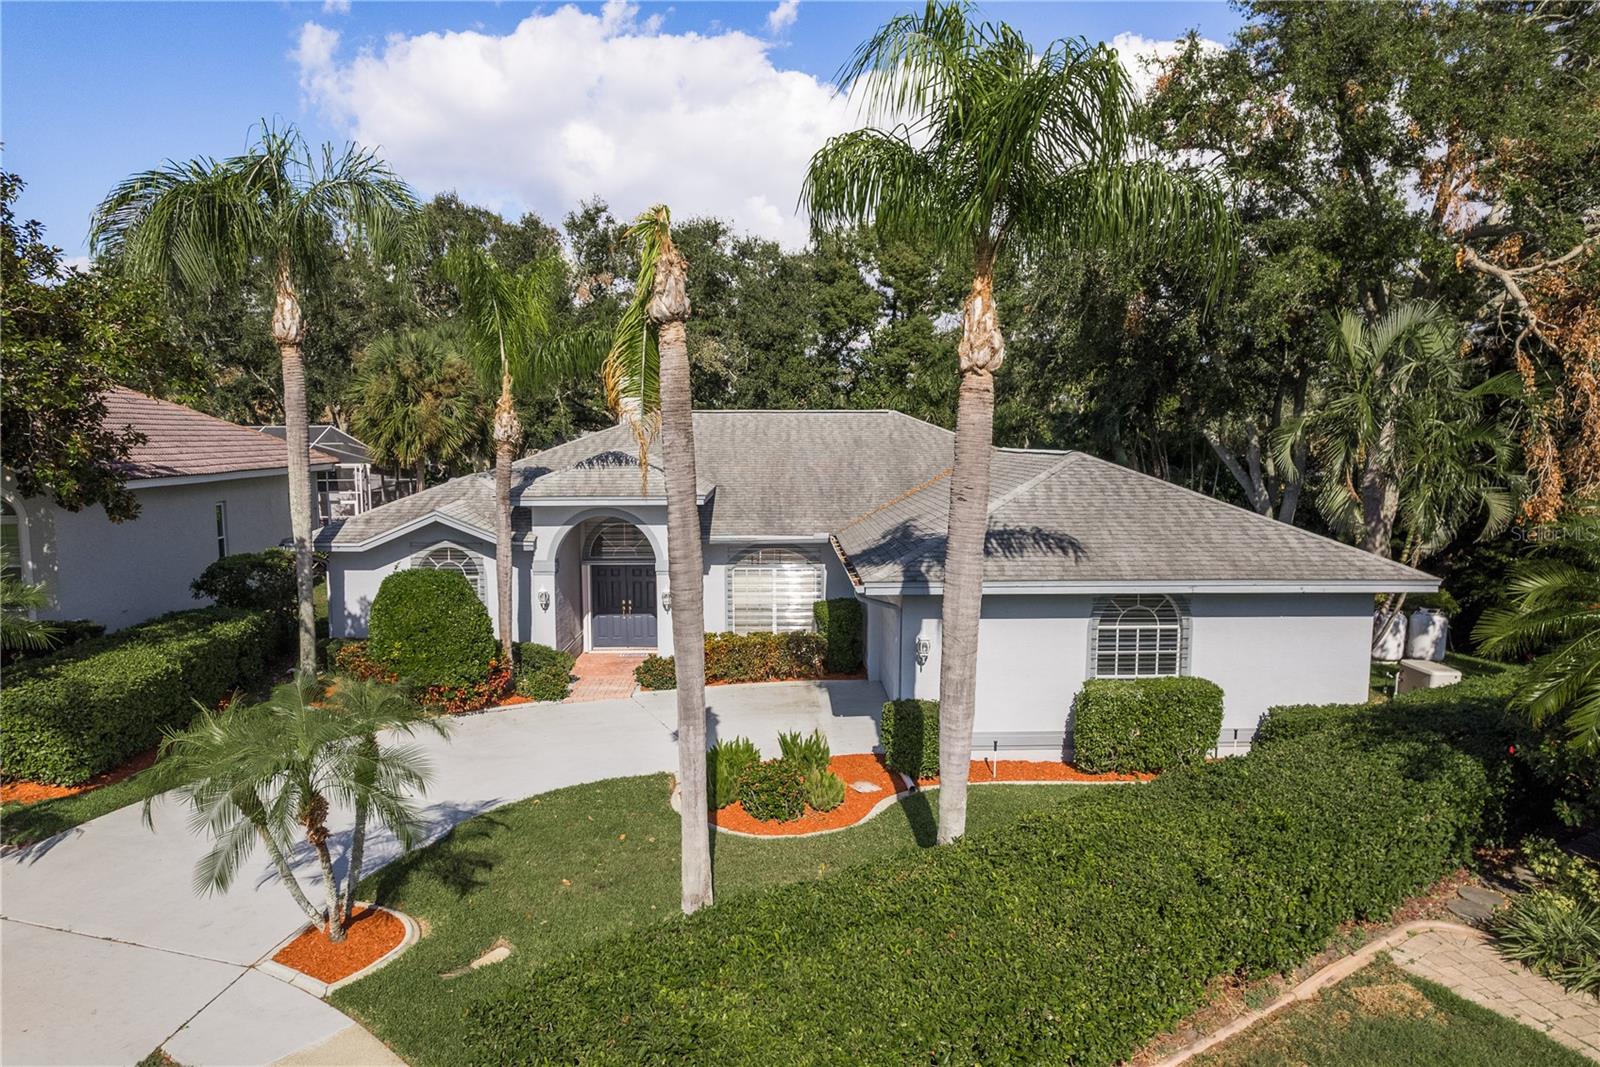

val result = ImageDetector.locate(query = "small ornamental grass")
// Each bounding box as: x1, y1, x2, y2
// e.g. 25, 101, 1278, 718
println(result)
463, 683, 1524, 1065
708, 736, 761, 810
1494, 838, 1600, 996
1071, 677, 1224, 774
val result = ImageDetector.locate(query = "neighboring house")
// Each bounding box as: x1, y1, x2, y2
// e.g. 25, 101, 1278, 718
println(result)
253, 424, 414, 525
2, 388, 336, 631
321, 410, 1435, 753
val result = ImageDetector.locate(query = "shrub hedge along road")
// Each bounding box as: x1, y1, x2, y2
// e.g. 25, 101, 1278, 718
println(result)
1072, 677, 1225, 773
464, 679, 1524, 1066
368, 569, 497, 691
0, 607, 281, 785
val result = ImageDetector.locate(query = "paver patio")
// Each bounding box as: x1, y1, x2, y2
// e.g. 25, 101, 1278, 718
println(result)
1390, 925, 1600, 1061
564, 651, 646, 703
0, 679, 885, 1066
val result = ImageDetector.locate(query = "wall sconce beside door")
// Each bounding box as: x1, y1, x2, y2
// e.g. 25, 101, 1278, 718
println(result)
661, 589, 673, 613
537, 588, 551, 612
914, 635, 931, 667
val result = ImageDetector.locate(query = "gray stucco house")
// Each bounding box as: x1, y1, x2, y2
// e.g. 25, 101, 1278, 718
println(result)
3, 389, 336, 631
320, 409, 1436, 751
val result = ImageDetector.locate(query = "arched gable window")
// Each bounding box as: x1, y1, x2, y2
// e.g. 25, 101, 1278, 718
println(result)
1089, 595, 1189, 679
727, 546, 824, 634
585, 521, 654, 561
411, 544, 485, 601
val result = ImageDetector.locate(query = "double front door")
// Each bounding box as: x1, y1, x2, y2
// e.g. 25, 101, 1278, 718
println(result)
590, 565, 658, 648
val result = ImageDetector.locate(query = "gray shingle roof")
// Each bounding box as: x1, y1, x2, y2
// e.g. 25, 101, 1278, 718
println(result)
104, 389, 338, 480
326, 409, 1435, 590
833, 448, 1434, 589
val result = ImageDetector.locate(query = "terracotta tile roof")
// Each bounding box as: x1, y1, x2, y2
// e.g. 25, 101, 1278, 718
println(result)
103, 388, 337, 481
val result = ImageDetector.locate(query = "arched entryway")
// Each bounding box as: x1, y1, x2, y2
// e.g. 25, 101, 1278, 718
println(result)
583, 520, 658, 650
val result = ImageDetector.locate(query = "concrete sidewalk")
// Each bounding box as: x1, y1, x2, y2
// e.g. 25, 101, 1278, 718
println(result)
1, 679, 885, 1066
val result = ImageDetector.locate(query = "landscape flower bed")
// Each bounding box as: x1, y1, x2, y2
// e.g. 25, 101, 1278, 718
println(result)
273, 905, 409, 985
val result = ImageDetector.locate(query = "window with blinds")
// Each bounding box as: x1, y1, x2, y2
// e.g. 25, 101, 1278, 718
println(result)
1088, 595, 1190, 679
727, 547, 824, 634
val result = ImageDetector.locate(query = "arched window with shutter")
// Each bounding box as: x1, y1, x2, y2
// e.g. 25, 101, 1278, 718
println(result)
1088, 595, 1190, 679
411, 544, 486, 602
726, 546, 824, 634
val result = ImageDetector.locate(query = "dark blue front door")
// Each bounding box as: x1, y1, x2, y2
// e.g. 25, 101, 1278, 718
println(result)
591, 565, 657, 648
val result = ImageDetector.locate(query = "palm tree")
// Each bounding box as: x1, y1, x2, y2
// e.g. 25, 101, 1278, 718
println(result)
90, 123, 418, 675
143, 675, 446, 942
1476, 512, 1600, 750
1, 551, 58, 654
1275, 301, 1515, 644
443, 249, 606, 663
605, 206, 711, 914
803, 2, 1235, 843
348, 324, 482, 489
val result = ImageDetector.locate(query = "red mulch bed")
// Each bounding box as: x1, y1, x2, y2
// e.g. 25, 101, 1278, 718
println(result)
1, 748, 160, 807
711, 753, 1148, 837
272, 906, 406, 984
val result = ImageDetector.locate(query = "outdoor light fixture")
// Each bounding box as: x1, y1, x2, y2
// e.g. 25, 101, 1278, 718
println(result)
914, 635, 931, 666
537, 588, 551, 612
662, 590, 673, 613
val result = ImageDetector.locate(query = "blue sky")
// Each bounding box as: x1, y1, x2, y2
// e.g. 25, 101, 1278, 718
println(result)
3, 1, 1244, 256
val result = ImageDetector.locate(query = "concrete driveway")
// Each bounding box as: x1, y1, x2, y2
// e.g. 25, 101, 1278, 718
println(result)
1, 679, 885, 1066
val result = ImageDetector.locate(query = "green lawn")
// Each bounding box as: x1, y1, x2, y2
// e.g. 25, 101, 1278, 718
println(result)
1192, 957, 1587, 1066
333, 774, 1098, 1067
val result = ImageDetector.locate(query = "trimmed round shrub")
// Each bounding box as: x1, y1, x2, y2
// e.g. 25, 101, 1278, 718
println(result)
880, 699, 939, 779
635, 654, 677, 690
708, 736, 761, 809
368, 569, 496, 690
803, 768, 846, 812
736, 759, 805, 822
1071, 677, 1224, 774
191, 549, 297, 617
813, 598, 865, 673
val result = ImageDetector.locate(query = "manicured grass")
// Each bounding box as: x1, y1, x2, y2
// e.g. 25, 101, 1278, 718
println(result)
1192, 957, 1588, 1066
333, 774, 1099, 1067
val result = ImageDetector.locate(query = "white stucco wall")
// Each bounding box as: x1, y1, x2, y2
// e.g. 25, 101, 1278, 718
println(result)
871, 591, 1375, 747
10, 473, 293, 631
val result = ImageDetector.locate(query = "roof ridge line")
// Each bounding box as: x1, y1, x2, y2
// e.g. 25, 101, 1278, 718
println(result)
838, 467, 953, 530
986, 454, 1079, 516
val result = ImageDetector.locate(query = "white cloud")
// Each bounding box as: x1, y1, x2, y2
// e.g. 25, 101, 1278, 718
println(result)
1109, 32, 1220, 101
294, 5, 853, 248
766, 0, 800, 35
322, 0, 351, 14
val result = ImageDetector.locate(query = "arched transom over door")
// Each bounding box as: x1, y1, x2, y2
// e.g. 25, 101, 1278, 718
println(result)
585, 521, 657, 649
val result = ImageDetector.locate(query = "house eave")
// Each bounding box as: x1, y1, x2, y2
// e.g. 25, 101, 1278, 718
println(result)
520, 494, 707, 507
128, 463, 335, 489
322, 511, 497, 552
854, 577, 1442, 597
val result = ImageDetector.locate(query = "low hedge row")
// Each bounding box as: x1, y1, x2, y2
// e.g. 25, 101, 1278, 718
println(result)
1072, 677, 1224, 773
1256, 668, 1523, 748
634, 631, 829, 690
464, 689, 1520, 1065
0, 608, 282, 785
515, 643, 576, 702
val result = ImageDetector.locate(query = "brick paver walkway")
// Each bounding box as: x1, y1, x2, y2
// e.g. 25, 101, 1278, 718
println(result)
1390, 925, 1600, 1061
565, 652, 646, 703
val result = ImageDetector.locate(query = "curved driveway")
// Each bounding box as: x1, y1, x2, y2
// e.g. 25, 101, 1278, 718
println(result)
1, 680, 885, 1066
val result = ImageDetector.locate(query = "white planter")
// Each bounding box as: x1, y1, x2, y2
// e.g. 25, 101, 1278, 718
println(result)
1406, 608, 1449, 662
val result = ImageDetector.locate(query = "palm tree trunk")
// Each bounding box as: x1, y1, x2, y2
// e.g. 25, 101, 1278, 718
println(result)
492, 377, 520, 664
414, 457, 427, 492
937, 266, 1003, 846
343, 793, 369, 927
274, 264, 318, 676
653, 247, 713, 915
249, 814, 323, 926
